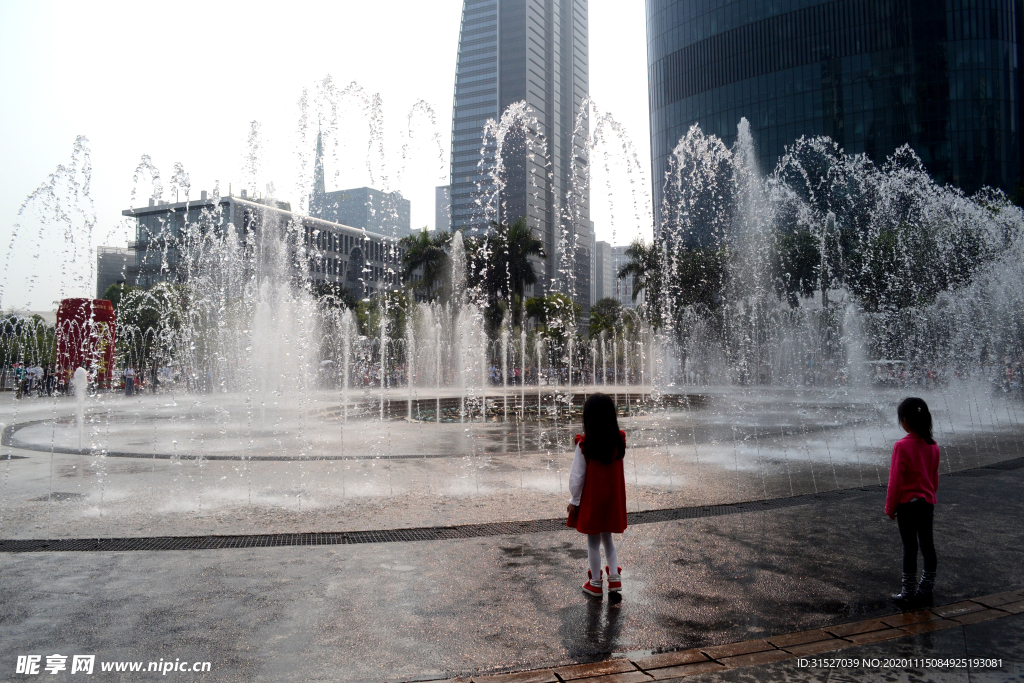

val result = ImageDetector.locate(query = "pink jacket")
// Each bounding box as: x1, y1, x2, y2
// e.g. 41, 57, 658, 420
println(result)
885, 433, 940, 516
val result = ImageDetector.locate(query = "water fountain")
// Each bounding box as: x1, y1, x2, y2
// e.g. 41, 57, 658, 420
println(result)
0, 95, 1022, 543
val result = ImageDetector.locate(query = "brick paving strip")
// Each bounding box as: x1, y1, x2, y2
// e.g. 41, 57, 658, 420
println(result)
444, 588, 1024, 683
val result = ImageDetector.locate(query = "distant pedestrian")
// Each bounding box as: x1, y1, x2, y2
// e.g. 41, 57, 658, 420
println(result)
885, 397, 940, 607
567, 393, 627, 597
124, 367, 135, 397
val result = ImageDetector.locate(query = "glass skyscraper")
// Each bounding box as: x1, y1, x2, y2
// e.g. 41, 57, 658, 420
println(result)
450, 0, 593, 307
647, 0, 1023, 230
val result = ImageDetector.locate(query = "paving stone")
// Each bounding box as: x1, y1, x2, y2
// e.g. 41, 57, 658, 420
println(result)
826, 618, 890, 638
898, 619, 960, 635
948, 608, 1007, 625
471, 671, 557, 683
718, 649, 791, 668
632, 650, 709, 671
973, 590, 1024, 608
999, 600, 1024, 614
781, 638, 849, 656
579, 672, 651, 683
880, 609, 940, 627
933, 601, 987, 618
842, 628, 903, 645
767, 628, 834, 648
701, 639, 773, 659
644, 661, 725, 681
554, 659, 637, 680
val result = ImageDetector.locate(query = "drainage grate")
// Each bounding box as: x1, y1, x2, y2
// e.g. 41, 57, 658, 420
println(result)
981, 456, 1024, 471
0, 447, 1016, 554
28, 492, 85, 502
0, 486, 883, 553
947, 457, 1024, 476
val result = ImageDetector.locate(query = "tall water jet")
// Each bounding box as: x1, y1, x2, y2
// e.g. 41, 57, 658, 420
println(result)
406, 313, 415, 421
72, 367, 87, 451
500, 320, 509, 420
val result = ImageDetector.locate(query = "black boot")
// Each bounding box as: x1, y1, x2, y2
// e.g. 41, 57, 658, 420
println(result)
915, 570, 936, 607
892, 572, 918, 607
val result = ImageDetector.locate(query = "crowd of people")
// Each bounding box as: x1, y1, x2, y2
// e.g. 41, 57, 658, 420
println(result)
2, 363, 64, 397
867, 358, 1024, 397
5, 354, 1022, 398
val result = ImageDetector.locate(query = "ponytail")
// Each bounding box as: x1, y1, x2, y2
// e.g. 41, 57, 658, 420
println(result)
898, 397, 935, 445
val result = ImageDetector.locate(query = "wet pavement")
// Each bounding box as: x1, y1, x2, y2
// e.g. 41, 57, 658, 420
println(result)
1, 385, 1020, 539
1, 443, 1022, 681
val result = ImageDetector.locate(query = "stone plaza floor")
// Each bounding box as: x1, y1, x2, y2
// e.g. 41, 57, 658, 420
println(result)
1, 435, 1023, 681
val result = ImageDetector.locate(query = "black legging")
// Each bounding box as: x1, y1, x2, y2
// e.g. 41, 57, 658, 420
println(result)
896, 499, 937, 575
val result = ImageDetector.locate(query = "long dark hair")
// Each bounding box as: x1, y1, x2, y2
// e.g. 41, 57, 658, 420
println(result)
898, 397, 936, 445
582, 393, 625, 464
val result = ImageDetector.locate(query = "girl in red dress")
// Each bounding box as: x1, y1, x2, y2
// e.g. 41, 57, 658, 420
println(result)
567, 393, 628, 596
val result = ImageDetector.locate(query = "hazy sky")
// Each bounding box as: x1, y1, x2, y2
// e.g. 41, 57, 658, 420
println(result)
0, 0, 652, 310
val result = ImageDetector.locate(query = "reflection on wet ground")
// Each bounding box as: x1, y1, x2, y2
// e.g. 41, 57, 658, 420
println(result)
2, 464, 1023, 682
0, 384, 1020, 539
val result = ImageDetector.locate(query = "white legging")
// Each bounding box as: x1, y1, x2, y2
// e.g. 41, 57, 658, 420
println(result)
587, 532, 618, 582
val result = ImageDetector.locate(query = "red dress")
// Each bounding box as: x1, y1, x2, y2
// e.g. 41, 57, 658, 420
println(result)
570, 431, 628, 534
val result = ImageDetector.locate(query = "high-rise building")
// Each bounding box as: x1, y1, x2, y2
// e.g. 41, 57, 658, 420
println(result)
593, 240, 614, 302
310, 186, 412, 239
309, 132, 412, 239
647, 0, 1023, 237
435, 185, 452, 233
450, 0, 592, 310
610, 245, 638, 309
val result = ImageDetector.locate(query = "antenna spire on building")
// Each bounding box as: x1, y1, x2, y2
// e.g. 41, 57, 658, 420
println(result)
311, 127, 326, 215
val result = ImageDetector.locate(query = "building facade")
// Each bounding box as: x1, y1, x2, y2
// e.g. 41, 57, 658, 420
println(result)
610, 245, 639, 309
435, 185, 452, 232
96, 246, 134, 298
310, 186, 411, 239
450, 0, 593, 310
593, 240, 612, 302
122, 191, 402, 299
648, 0, 1024, 234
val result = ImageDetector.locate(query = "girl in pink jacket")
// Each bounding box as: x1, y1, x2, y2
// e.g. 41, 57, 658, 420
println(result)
886, 397, 940, 607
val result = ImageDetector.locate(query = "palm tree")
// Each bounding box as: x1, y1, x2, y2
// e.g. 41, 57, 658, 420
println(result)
588, 297, 622, 338
617, 239, 660, 304
488, 216, 546, 328
399, 228, 451, 301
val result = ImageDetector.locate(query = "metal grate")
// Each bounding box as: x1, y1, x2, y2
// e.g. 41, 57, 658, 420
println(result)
947, 456, 1024, 476
0, 447, 1017, 554
0, 486, 884, 554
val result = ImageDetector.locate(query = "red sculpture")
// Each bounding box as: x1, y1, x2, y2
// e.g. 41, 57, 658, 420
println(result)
55, 298, 116, 389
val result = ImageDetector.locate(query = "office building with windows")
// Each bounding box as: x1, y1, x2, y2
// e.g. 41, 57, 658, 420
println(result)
593, 239, 613, 302
647, 0, 1023, 234
122, 191, 402, 299
435, 185, 452, 232
610, 245, 639, 309
310, 186, 411, 240
450, 0, 593, 309
96, 246, 135, 299
307, 131, 412, 239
